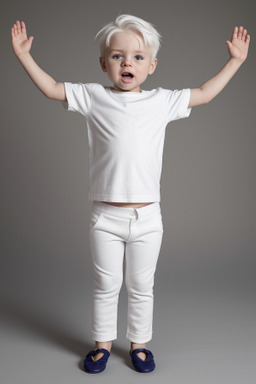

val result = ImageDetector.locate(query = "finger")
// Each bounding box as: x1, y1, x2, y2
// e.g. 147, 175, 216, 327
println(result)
12, 24, 16, 36
11, 25, 17, 37
238, 26, 243, 39
242, 28, 247, 42
246, 34, 250, 44
14, 23, 19, 36
17, 20, 22, 34
232, 26, 238, 41
21, 21, 26, 33
226, 40, 232, 50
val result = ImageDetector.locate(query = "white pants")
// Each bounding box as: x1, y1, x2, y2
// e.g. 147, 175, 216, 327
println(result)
89, 201, 163, 344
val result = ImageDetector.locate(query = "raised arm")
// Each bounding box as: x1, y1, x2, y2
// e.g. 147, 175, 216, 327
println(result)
189, 26, 250, 108
11, 21, 66, 101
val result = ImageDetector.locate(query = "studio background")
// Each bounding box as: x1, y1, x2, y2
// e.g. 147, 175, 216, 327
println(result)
1, 0, 255, 383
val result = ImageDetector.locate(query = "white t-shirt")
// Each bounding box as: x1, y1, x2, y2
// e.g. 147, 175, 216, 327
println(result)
64, 83, 191, 202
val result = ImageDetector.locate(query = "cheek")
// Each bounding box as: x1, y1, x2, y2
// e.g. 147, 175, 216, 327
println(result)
108, 67, 117, 79
107, 62, 118, 74
138, 67, 151, 78
105, 66, 118, 82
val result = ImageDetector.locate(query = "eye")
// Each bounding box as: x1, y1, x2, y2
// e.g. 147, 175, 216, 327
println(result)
112, 54, 122, 59
135, 55, 143, 60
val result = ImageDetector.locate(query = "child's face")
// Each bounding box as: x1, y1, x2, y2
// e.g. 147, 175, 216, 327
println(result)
100, 30, 157, 92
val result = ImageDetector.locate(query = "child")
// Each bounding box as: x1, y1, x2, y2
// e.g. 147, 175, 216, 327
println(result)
11, 15, 250, 374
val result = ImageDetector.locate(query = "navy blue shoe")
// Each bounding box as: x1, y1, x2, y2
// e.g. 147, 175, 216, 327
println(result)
83, 348, 110, 374
130, 348, 156, 373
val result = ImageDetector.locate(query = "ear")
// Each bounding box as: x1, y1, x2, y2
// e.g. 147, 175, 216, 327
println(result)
99, 57, 107, 72
148, 58, 158, 75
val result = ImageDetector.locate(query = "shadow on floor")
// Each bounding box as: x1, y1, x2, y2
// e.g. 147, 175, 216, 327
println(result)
1, 297, 132, 371
1, 298, 90, 358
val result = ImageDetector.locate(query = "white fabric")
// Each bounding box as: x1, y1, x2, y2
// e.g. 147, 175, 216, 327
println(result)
89, 201, 163, 343
64, 83, 191, 202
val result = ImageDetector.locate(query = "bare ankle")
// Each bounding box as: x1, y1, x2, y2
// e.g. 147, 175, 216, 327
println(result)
131, 342, 146, 351
95, 341, 112, 352
131, 343, 147, 361
91, 341, 112, 362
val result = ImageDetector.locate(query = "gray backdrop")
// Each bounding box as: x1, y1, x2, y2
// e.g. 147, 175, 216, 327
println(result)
1, 0, 255, 383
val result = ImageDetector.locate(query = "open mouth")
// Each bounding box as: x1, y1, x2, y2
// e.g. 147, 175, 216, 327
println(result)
121, 72, 134, 78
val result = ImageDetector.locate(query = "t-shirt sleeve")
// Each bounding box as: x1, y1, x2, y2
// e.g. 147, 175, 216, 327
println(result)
63, 82, 96, 116
162, 88, 192, 123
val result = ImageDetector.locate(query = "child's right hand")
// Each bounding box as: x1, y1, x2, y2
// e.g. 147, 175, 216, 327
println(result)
10, 20, 65, 101
11, 21, 34, 57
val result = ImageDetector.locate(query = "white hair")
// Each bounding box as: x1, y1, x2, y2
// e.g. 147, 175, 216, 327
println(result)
95, 14, 161, 59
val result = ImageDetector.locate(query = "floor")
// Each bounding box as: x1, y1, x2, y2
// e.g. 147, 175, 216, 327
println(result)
1, 248, 256, 384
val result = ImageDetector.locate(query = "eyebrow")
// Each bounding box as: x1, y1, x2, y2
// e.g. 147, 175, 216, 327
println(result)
109, 49, 145, 53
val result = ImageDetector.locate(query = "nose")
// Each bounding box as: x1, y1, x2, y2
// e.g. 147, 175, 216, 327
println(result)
121, 57, 132, 67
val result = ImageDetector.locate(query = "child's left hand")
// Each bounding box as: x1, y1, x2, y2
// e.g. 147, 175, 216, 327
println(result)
226, 26, 250, 62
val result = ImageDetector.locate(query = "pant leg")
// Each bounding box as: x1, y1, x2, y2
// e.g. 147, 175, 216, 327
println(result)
89, 208, 126, 342
125, 210, 163, 343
